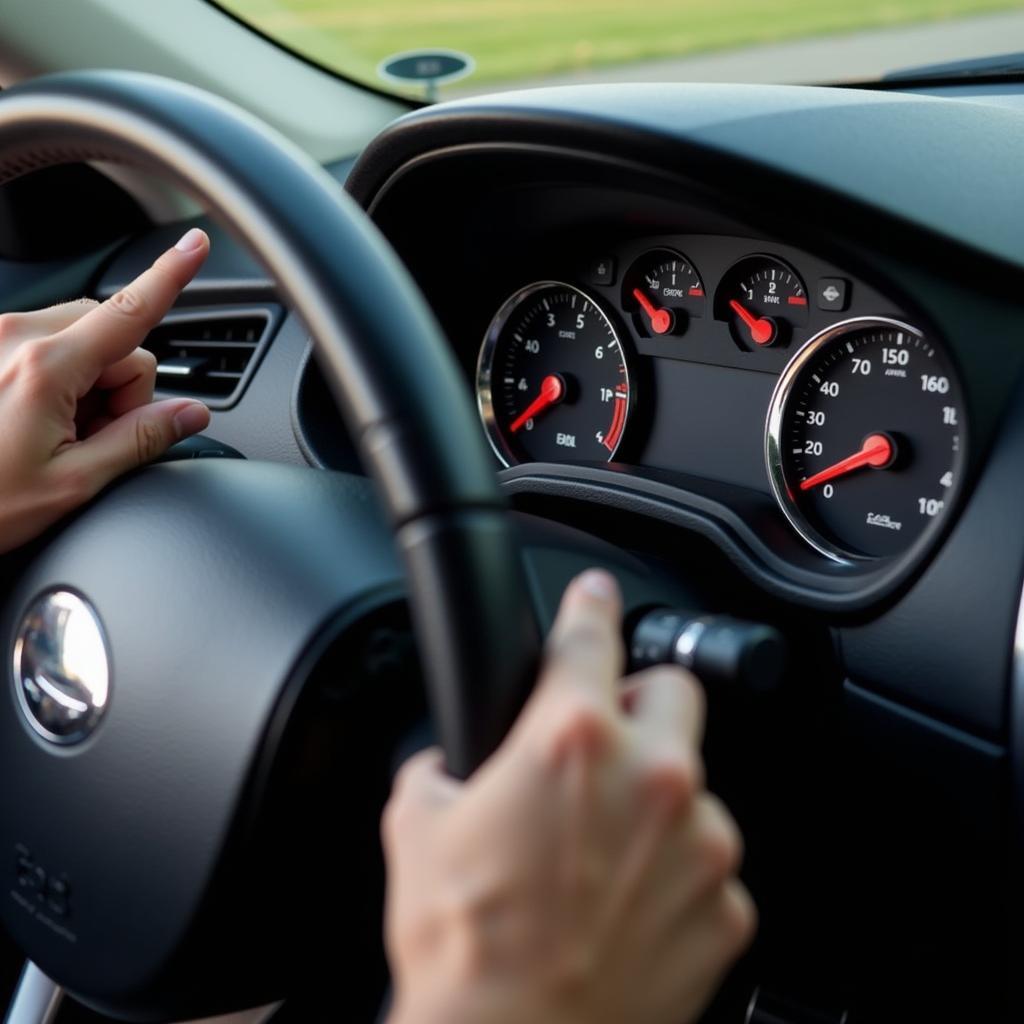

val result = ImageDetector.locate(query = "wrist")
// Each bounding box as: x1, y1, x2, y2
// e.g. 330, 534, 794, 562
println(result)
387, 982, 534, 1024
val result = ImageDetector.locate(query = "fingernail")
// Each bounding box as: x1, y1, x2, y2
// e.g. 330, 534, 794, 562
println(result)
575, 569, 617, 600
173, 402, 210, 439
174, 227, 207, 252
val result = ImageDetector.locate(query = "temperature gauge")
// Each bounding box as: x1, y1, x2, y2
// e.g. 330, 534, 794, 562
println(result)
623, 249, 705, 338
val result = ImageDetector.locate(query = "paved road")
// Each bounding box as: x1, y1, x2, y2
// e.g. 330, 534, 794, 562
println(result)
452, 9, 1024, 94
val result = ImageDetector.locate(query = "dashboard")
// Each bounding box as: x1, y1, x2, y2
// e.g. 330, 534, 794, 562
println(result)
74, 79, 1024, 1022
327, 115, 1024, 626
470, 233, 964, 566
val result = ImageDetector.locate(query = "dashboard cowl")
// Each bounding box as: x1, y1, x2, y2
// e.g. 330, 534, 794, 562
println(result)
348, 83, 1024, 278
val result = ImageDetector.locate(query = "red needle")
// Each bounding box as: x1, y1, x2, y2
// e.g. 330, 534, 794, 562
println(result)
729, 299, 775, 346
509, 374, 564, 434
632, 288, 672, 335
799, 433, 894, 492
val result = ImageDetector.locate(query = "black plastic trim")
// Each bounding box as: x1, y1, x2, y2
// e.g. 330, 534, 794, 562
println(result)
146, 303, 283, 410
498, 463, 906, 612
1012, 567, 1024, 1019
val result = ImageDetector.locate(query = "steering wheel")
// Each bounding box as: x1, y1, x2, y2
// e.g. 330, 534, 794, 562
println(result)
0, 70, 554, 1020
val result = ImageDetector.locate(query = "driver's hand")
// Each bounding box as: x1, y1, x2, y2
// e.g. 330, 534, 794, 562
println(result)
383, 570, 756, 1024
0, 227, 211, 553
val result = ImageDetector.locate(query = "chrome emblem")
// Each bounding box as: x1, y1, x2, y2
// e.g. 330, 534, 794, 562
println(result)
13, 590, 110, 745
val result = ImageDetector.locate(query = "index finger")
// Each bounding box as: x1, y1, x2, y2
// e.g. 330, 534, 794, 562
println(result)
0, 299, 97, 347
57, 227, 209, 375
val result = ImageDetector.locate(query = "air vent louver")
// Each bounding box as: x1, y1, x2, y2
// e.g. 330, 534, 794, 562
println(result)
143, 306, 280, 409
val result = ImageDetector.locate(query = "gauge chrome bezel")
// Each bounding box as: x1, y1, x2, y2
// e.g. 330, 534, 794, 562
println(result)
476, 280, 632, 468
765, 315, 932, 565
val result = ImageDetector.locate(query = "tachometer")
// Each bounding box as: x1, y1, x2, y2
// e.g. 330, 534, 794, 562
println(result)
477, 282, 632, 466
766, 317, 966, 561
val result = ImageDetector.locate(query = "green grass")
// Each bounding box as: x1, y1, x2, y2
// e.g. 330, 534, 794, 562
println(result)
219, 0, 1024, 96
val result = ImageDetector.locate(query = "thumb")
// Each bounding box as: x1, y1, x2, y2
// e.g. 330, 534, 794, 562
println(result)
506, 569, 624, 755
539, 569, 624, 702
56, 398, 210, 496
383, 747, 461, 850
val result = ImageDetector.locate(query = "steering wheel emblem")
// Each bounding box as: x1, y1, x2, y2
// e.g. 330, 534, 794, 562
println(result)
13, 590, 111, 745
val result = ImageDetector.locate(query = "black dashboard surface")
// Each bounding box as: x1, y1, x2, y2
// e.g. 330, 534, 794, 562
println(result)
349, 82, 1024, 272
87, 82, 1024, 738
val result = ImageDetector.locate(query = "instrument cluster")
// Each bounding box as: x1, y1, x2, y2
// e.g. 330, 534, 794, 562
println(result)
474, 236, 967, 565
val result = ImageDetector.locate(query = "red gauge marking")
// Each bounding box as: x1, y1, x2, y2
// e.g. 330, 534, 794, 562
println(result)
688, 287, 705, 297
787, 295, 808, 306
603, 392, 628, 451
509, 373, 564, 434
728, 299, 775, 346
799, 433, 894, 492
632, 287, 672, 335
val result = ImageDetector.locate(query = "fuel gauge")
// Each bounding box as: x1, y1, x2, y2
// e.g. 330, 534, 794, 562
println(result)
623, 249, 705, 338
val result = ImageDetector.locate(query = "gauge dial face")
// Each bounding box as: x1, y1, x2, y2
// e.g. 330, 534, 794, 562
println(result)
623, 249, 705, 337
766, 317, 966, 560
477, 282, 632, 466
716, 255, 809, 349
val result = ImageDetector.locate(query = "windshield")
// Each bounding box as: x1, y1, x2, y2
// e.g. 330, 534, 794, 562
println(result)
216, 1, 1024, 99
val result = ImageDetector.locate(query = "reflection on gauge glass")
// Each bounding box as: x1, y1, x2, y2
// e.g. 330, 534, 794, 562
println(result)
622, 248, 705, 337
477, 281, 632, 466
716, 254, 808, 349
766, 317, 966, 561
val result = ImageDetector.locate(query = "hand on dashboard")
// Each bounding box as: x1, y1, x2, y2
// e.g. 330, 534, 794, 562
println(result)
0, 228, 211, 553
383, 569, 756, 1024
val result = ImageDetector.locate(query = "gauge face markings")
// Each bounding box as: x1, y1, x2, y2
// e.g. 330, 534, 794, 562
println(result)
716, 254, 809, 349
641, 257, 702, 300
767, 318, 965, 560
477, 282, 633, 466
623, 248, 705, 337
739, 266, 806, 307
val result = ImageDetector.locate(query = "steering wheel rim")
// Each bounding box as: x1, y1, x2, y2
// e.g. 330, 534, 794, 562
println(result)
0, 69, 540, 779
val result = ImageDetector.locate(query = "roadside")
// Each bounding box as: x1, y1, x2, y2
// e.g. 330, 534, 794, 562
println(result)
222, 0, 1024, 98
450, 9, 1024, 94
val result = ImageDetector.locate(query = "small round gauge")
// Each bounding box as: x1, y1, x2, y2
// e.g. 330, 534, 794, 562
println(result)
477, 281, 633, 466
766, 317, 966, 561
716, 254, 809, 349
623, 248, 705, 337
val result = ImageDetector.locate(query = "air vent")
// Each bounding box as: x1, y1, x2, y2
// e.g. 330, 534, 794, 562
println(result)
143, 306, 281, 409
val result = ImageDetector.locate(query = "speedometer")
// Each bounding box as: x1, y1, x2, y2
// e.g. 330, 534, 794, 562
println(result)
766, 317, 966, 561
